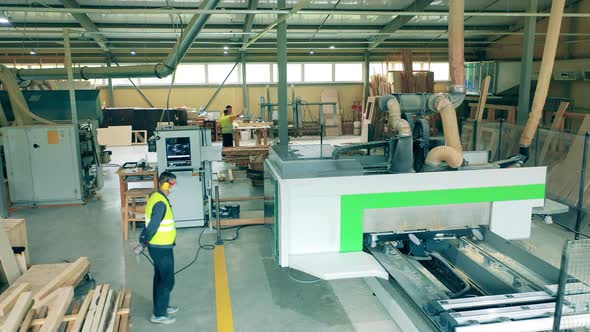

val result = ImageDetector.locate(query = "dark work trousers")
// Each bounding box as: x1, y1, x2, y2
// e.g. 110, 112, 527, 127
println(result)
148, 246, 175, 317
222, 133, 234, 147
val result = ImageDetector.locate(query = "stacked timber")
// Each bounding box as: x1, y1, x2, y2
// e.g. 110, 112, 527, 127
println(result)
0, 258, 132, 332
223, 146, 269, 168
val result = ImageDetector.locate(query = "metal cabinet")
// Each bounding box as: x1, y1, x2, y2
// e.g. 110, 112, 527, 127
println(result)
2, 125, 83, 205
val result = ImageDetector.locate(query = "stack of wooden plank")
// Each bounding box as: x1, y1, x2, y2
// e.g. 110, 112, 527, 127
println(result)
2, 218, 29, 275
360, 96, 385, 142
370, 75, 392, 96
390, 71, 434, 93
0, 283, 131, 332
223, 147, 269, 168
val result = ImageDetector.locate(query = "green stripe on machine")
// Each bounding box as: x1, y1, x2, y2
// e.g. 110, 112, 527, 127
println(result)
340, 184, 546, 253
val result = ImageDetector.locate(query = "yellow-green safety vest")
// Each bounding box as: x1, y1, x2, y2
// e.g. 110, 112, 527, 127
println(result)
145, 191, 176, 246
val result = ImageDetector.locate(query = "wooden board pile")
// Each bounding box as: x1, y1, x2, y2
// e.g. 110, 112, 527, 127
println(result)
360, 97, 385, 143
369, 75, 392, 96
223, 147, 269, 168
0, 258, 132, 332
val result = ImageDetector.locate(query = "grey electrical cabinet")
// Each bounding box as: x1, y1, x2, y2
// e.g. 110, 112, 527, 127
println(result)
1, 125, 83, 205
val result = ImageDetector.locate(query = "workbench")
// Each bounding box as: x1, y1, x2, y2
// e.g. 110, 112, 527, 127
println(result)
233, 123, 272, 147
116, 164, 158, 209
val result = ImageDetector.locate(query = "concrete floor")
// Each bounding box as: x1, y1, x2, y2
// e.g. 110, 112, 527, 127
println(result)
9, 138, 584, 332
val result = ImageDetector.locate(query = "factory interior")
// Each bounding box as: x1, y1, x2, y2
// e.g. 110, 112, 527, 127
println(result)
3, 0, 590, 331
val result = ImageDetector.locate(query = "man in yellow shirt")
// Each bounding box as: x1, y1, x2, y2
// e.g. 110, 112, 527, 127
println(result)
219, 105, 243, 147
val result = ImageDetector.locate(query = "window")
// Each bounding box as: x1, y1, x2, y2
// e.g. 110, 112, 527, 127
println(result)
430, 62, 450, 81
272, 63, 302, 83
369, 63, 386, 76
174, 64, 206, 84
208, 63, 240, 84
111, 78, 137, 86
139, 76, 173, 86
304, 63, 332, 82
246, 64, 271, 83
335, 63, 362, 82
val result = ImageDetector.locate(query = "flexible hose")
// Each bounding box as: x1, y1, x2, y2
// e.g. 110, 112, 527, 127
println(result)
429, 251, 471, 298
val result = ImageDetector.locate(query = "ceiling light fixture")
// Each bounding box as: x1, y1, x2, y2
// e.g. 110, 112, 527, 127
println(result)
223, 46, 229, 50
309, 50, 315, 55
224, 50, 228, 55
329, 45, 335, 49
130, 50, 137, 55
29, 50, 37, 55
0, 11, 9, 24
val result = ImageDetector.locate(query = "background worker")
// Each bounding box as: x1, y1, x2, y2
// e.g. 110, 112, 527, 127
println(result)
139, 171, 179, 325
219, 105, 243, 147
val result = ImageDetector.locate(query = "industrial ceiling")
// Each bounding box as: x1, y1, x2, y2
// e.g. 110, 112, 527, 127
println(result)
0, 0, 578, 64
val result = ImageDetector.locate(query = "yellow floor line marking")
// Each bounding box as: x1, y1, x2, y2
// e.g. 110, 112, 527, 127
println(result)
214, 245, 234, 332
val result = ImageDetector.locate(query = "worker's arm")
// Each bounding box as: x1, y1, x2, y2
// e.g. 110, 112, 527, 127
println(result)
231, 111, 244, 120
139, 202, 166, 245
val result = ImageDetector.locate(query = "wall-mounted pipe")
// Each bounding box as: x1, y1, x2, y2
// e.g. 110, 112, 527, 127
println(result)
0, 65, 55, 125
13, 0, 221, 81
519, 0, 566, 154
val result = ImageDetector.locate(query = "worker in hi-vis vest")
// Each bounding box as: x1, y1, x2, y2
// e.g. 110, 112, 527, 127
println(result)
139, 171, 179, 325
219, 105, 244, 147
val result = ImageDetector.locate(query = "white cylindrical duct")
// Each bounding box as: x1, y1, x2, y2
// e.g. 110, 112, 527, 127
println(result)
0, 65, 55, 126
425, 145, 463, 169
14, 0, 222, 81
436, 96, 462, 153
520, 0, 566, 147
448, 0, 465, 93
386, 97, 412, 136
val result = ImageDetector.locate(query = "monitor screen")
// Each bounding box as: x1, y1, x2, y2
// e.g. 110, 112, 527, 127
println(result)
166, 137, 191, 162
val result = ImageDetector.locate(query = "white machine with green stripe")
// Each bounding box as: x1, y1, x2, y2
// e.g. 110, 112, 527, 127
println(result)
269, 164, 546, 280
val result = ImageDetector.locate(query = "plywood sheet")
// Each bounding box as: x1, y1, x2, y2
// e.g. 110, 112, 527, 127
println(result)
97, 126, 132, 146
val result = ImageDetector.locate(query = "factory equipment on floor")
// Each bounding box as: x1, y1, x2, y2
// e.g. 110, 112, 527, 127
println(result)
151, 126, 221, 227
264, 0, 586, 330
0, 65, 104, 206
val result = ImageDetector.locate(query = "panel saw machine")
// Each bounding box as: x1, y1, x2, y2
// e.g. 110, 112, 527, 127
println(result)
264, 99, 586, 331
264, 1, 589, 328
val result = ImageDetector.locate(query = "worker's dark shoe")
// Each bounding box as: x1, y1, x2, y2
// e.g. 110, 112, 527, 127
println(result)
150, 315, 176, 324
167, 306, 179, 314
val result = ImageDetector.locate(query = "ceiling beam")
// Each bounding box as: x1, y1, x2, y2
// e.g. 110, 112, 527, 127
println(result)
55, 0, 111, 54
241, 0, 313, 50
368, 0, 435, 50
3, 5, 590, 17
6, 21, 511, 32
241, 0, 259, 48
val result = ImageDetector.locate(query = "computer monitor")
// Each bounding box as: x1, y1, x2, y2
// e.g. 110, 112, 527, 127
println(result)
166, 137, 192, 167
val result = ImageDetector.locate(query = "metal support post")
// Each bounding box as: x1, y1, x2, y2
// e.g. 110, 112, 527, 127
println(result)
497, 119, 503, 161
552, 241, 571, 331
0, 155, 8, 218
517, 0, 538, 125
241, 51, 250, 117
106, 57, 115, 107
215, 185, 223, 245
64, 30, 78, 125
534, 127, 540, 166
574, 132, 590, 240
363, 52, 371, 109
277, 0, 289, 149
472, 120, 478, 150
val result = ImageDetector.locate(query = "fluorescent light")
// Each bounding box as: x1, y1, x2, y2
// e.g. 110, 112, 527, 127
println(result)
223, 46, 229, 50
329, 45, 335, 49
309, 50, 315, 55
29, 50, 36, 55
0, 11, 9, 24
130, 50, 136, 55
224, 50, 228, 55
